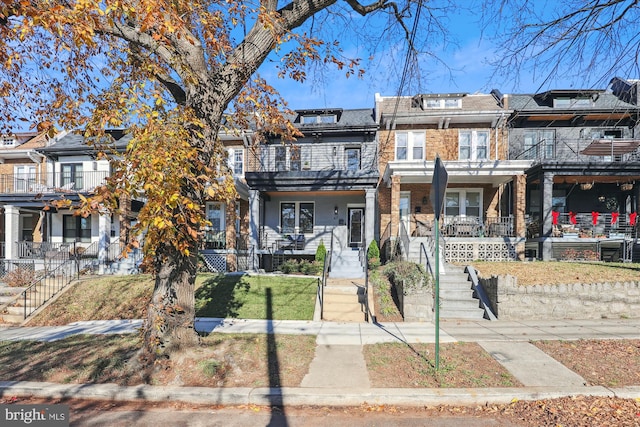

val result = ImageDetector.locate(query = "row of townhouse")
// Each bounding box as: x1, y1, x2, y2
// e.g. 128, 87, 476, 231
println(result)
1, 77, 640, 275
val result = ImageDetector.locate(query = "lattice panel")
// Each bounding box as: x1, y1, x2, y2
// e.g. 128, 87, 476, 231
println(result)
236, 252, 250, 271
201, 253, 227, 272
445, 242, 517, 263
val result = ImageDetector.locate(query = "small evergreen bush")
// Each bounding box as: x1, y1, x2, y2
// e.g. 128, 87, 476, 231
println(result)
315, 240, 326, 264
367, 240, 381, 269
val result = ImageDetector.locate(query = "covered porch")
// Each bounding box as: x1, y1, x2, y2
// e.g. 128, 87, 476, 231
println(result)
525, 162, 640, 261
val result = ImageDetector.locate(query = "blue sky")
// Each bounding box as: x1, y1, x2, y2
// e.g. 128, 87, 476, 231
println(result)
262, 5, 618, 111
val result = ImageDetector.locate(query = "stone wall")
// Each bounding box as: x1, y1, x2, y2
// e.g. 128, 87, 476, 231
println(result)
480, 275, 640, 320
397, 281, 433, 322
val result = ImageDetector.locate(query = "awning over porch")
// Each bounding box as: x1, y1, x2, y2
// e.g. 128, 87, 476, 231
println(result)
579, 139, 640, 156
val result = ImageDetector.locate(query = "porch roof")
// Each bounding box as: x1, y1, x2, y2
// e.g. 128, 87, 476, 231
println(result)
382, 160, 533, 187
245, 170, 378, 192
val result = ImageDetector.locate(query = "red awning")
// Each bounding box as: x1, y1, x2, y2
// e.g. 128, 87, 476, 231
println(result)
580, 139, 640, 156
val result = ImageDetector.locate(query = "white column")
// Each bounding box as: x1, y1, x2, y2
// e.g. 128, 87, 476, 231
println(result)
249, 189, 260, 271
98, 211, 111, 274
4, 205, 20, 260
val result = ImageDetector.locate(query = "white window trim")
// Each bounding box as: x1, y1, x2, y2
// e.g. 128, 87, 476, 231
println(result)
423, 98, 462, 109
444, 189, 483, 220
205, 202, 226, 232
458, 130, 489, 160
228, 148, 244, 176
279, 201, 315, 234
395, 131, 425, 161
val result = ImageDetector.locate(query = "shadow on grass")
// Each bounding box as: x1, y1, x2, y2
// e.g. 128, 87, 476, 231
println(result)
195, 274, 250, 318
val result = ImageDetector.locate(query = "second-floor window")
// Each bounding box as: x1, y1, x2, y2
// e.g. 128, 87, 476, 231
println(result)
228, 148, 244, 175
459, 131, 489, 160
275, 146, 287, 171
274, 145, 307, 171
523, 130, 555, 160
345, 148, 361, 171
395, 131, 425, 161
15, 165, 36, 192
61, 163, 83, 189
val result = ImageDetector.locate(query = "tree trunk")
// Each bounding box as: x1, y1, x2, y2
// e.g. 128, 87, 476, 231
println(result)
141, 241, 199, 363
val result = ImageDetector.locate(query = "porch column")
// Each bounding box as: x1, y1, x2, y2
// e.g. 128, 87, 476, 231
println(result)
540, 172, 555, 261
365, 188, 376, 249
390, 176, 401, 239
4, 205, 19, 260
513, 174, 527, 238
248, 189, 260, 271
98, 211, 111, 275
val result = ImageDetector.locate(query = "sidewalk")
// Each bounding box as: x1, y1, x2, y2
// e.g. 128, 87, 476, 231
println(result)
0, 318, 639, 407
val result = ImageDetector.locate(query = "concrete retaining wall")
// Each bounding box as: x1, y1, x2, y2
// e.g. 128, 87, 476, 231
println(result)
480, 275, 640, 320
397, 281, 433, 322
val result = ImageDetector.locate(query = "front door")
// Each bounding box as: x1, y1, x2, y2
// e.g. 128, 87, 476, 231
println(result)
399, 191, 411, 235
348, 208, 364, 248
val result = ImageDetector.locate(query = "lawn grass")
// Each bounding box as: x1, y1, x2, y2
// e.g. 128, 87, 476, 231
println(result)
468, 261, 640, 286
0, 333, 317, 387
194, 274, 318, 320
29, 273, 318, 325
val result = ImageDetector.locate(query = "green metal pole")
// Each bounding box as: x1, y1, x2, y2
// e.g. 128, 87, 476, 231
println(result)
434, 217, 440, 371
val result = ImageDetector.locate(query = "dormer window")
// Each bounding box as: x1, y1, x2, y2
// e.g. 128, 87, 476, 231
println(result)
553, 97, 592, 108
422, 97, 462, 109
1, 137, 16, 147
302, 114, 336, 124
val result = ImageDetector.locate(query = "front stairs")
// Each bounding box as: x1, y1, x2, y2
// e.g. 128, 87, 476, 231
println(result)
322, 278, 367, 322
438, 265, 486, 319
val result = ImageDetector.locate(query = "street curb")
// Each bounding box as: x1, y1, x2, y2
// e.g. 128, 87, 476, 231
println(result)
0, 381, 636, 407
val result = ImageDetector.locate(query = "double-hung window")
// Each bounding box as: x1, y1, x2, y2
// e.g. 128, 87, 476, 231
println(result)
395, 131, 425, 161
280, 202, 314, 234
459, 131, 489, 160
523, 130, 555, 160
228, 148, 244, 175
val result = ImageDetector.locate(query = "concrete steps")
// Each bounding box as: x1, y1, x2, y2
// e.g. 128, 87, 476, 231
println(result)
321, 278, 366, 322
439, 266, 485, 320
330, 249, 365, 279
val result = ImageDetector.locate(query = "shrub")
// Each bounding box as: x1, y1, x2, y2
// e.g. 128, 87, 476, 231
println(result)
280, 259, 299, 274
367, 240, 381, 269
4, 267, 37, 288
301, 260, 322, 276
315, 240, 326, 264
382, 261, 431, 293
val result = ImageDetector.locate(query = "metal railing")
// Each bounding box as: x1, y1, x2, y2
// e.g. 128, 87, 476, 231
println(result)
0, 170, 109, 194
511, 136, 640, 163
418, 241, 434, 278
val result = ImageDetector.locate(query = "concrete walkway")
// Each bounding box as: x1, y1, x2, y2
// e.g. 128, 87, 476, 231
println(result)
0, 318, 640, 406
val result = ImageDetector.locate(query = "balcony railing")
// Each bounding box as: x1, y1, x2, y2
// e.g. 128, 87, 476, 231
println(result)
0, 171, 109, 194
511, 137, 640, 163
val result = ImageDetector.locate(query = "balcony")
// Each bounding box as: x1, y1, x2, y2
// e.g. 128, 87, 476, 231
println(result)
0, 171, 109, 195
511, 137, 640, 164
